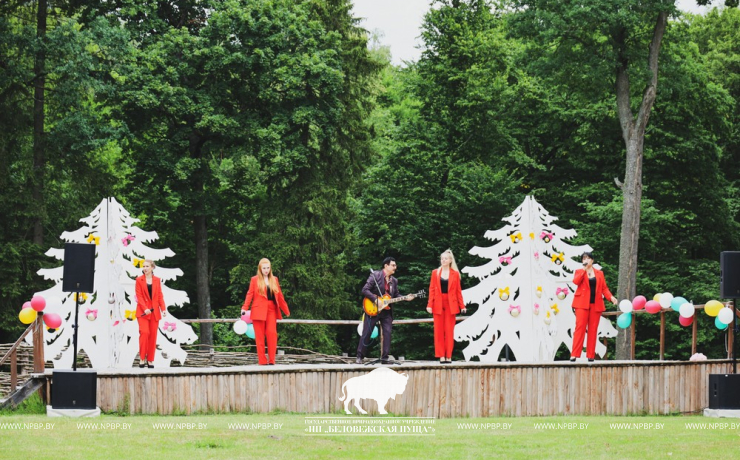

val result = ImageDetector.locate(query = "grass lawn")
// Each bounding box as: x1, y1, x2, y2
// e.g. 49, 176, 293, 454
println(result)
2, 409, 739, 460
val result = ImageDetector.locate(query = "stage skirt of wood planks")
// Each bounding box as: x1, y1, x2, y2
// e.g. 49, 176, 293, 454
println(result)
40, 360, 733, 417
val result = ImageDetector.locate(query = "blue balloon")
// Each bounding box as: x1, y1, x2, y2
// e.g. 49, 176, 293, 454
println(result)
246, 323, 256, 339
670, 296, 687, 312
371, 326, 379, 339
617, 312, 632, 329
716, 316, 729, 330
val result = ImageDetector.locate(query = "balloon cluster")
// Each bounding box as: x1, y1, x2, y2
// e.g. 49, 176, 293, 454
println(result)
233, 310, 256, 339
704, 300, 735, 331
19, 295, 63, 332
615, 292, 736, 330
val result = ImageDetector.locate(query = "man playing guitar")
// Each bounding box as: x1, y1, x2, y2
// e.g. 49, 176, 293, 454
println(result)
356, 257, 413, 364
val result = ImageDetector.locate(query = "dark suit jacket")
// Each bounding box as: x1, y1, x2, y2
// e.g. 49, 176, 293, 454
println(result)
362, 270, 400, 304
135, 275, 167, 320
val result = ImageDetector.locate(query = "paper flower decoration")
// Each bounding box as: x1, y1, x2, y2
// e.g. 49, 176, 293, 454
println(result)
551, 252, 564, 265
86, 234, 100, 245
508, 305, 521, 317
499, 256, 512, 265
510, 232, 522, 243
556, 287, 568, 300
86, 309, 98, 321
499, 287, 510, 301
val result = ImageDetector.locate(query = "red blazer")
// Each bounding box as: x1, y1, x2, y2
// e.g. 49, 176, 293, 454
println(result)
135, 275, 167, 320
427, 268, 465, 315
241, 275, 290, 321
572, 268, 614, 312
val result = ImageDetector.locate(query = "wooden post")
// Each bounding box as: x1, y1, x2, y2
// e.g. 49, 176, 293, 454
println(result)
691, 315, 697, 356
659, 310, 665, 361
10, 349, 17, 392
630, 321, 636, 360
33, 315, 46, 402
602, 337, 609, 360
33, 315, 45, 373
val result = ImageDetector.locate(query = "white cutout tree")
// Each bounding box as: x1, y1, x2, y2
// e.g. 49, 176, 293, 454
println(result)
455, 196, 618, 362
28, 197, 197, 368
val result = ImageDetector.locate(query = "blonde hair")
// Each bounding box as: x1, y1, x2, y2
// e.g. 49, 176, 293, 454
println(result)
256, 258, 279, 296
144, 259, 156, 269
438, 249, 459, 272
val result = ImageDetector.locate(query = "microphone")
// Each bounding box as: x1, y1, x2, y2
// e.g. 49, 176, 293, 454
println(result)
582, 262, 588, 266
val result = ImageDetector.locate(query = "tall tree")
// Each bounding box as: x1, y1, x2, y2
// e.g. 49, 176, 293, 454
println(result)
508, 0, 738, 359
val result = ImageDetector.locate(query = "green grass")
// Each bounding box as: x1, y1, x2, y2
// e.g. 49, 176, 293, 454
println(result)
1, 412, 738, 459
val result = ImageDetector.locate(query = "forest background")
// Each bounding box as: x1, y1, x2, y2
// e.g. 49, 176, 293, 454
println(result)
1, 0, 739, 362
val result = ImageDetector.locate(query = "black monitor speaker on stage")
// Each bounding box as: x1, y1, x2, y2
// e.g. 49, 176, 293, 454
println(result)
62, 243, 96, 293
708, 374, 740, 409
51, 370, 97, 409
720, 251, 740, 299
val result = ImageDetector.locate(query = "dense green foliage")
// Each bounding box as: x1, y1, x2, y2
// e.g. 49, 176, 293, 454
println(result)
1, 1, 739, 361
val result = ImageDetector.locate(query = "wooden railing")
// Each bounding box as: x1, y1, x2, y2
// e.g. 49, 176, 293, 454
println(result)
0, 316, 45, 398
183, 301, 738, 361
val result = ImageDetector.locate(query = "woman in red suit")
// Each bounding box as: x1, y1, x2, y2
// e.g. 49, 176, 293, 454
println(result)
571, 252, 617, 362
241, 258, 290, 365
135, 260, 167, 368
426, 249, 466, 363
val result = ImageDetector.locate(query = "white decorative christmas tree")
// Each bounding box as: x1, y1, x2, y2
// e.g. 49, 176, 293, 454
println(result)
27, 197, 197, 368
455, 196, 618, 362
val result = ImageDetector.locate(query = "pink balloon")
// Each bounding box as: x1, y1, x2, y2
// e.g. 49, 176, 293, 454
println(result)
22, 301, 32, 310
43, 313, 62, 329
632, 295, 647, 311
241, 310, 253, 324
645, 300, 662, 314
31, 295, 46, 312
679, 315, 693, 327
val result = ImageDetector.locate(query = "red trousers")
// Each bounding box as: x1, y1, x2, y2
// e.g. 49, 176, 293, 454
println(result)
138, 313, 159, 362
253, 301, 278, 365
433, 294, 457, 358
571, 306, 601, 359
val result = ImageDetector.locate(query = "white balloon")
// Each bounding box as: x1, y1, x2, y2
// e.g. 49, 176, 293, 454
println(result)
659, 292, 673, 309
233, 320, 248, 335
718, 307, 735, 325
679, 302, 694, 318
619, 299, 633, 313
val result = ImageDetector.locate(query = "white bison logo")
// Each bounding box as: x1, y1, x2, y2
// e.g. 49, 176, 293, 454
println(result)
338, 367, 409, 415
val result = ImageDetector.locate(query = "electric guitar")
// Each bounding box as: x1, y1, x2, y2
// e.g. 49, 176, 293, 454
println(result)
362, 290, 427, 316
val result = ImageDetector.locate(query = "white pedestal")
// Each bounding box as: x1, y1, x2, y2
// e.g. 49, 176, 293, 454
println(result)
46, 405, 101, 418
703, 408, 740, 418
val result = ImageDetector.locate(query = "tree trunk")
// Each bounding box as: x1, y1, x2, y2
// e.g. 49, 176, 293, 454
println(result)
194, 213, 212, 348
614, 11, 667, 360
191, 132, 212, 348
32, 0, 47, 245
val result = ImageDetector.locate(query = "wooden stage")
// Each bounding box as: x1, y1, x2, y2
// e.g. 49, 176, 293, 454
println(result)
38, 360, 733, 417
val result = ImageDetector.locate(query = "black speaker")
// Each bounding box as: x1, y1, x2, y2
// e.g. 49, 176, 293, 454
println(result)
51, 370, 97, 409
708, 374, 740, 409
62, 243, 96, 293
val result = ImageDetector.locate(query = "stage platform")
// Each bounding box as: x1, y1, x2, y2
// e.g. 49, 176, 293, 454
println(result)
38, 360, 732, 417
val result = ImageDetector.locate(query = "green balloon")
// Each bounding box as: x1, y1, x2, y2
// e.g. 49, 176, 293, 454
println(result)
617, 313, 632, 328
